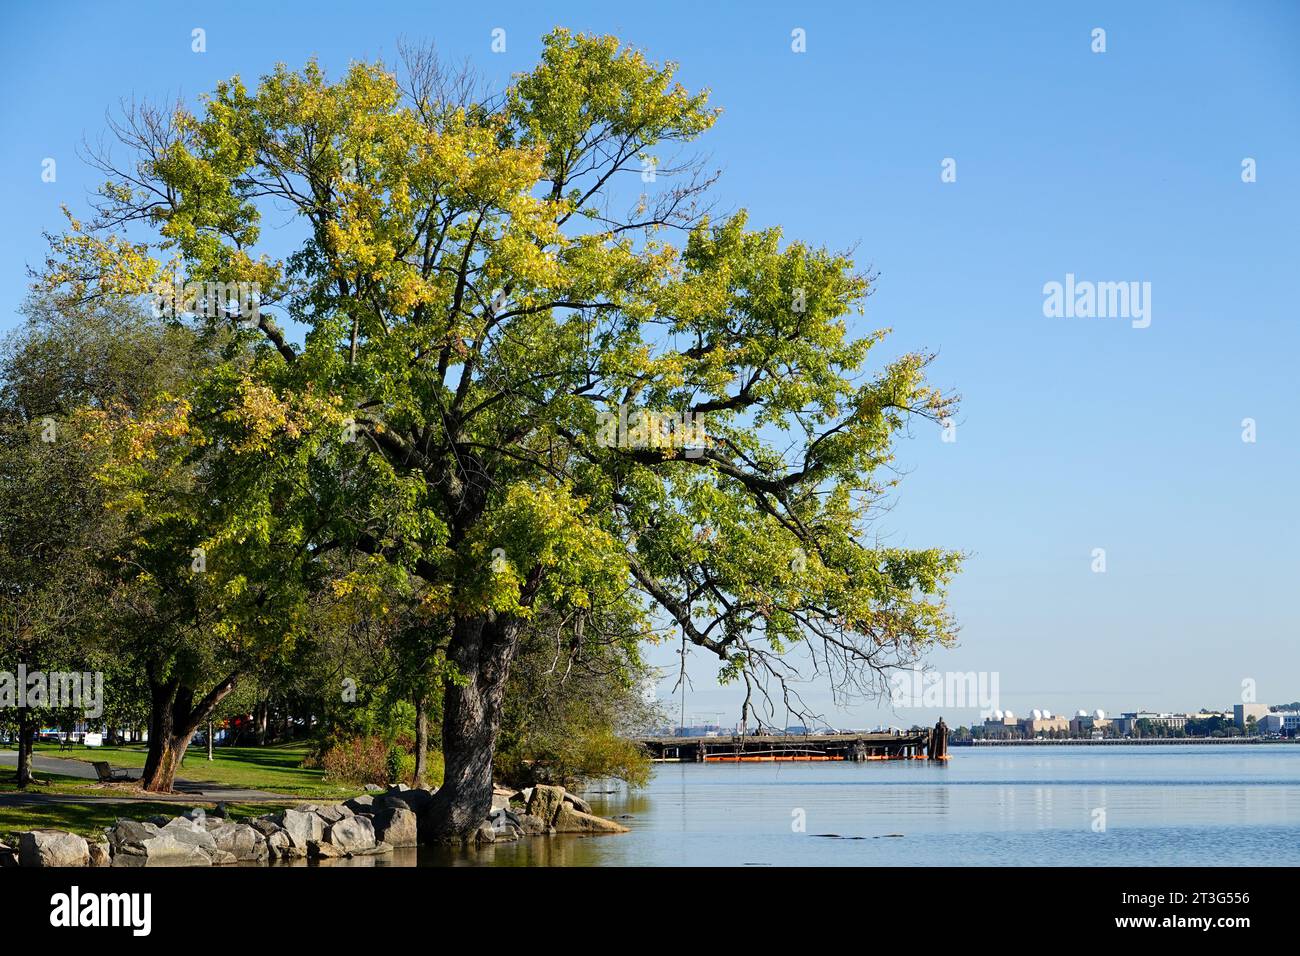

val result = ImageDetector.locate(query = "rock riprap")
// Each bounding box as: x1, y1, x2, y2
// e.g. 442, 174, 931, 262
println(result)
8, 781, 623, 866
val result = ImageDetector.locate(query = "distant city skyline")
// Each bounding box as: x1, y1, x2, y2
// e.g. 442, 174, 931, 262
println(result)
658, 695, 1300, 733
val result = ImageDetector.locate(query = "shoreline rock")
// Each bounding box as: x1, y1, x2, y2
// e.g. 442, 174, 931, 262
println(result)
553, 805, 629, 834
9, 780, 624, 867
20, 829, 90, 868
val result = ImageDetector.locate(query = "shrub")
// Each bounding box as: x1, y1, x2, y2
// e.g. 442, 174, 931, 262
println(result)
385, 743, 403, 785
496, 727, 651, 790
318, 736, 392, 786
317, 734, 442, 787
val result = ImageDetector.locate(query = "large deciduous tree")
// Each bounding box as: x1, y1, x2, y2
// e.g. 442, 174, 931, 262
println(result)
0, 297, 217, 785
40, 29, 961, 837
0, 297, 246, 792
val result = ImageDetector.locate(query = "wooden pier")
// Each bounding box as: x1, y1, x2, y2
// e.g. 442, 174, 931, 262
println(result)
637, 725, 949, 763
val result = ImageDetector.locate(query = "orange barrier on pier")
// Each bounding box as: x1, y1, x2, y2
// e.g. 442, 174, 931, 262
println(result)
704, 753, 845, 763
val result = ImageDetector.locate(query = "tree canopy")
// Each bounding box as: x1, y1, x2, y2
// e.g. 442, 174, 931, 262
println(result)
36, 28, 961, 838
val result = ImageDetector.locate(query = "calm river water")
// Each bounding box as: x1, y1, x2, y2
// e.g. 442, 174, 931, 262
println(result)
373, 744, 1300, 866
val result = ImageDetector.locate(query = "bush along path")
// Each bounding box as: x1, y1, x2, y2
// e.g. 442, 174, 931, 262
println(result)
0, 783, 627, 867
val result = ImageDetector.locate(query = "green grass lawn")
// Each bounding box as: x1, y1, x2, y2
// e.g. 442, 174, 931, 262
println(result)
0, 765, 132, 798
0, 741, 369, 840
0, 786, 292, 843
26, 741, 363, 800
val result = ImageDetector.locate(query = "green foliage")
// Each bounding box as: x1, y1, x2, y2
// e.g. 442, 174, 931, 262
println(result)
315, 736, 391, 786
494, 604, 659, 788
0, 299, 208, 742
385, 742, 403, 784
495, 727, 650, 791
314, 734, 441, 788
34, 27, 965, 785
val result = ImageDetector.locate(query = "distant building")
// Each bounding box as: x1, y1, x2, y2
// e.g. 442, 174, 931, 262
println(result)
1115, 711, 1191, 734
1019, 715, 1069, 736
1234, 703, 1270, 729
1259, 712, 1300, 735
982, 712, 1019, 739
1069, 715, 1112, 736
1152, 714, 1189, 731
978, 711, 1070, 738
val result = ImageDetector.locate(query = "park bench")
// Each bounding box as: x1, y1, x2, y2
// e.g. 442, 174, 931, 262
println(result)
91, 761, 132, 783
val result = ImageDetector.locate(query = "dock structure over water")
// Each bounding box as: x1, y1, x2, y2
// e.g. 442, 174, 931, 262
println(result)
637, 727, 947, 763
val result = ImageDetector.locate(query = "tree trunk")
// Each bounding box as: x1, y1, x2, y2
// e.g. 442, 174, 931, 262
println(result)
422, 613, 521, 842
413, 692, 430, 789
15, 712, 35, 789
141, 676, 184, 792
143, 733, 191, 792
140, 669, 239, 793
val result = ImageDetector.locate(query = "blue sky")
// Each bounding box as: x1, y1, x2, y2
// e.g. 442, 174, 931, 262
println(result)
2, 0, 1297, 728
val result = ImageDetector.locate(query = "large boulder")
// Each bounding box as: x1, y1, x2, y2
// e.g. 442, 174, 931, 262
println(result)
515, 813, 552, 836
344, 794, 375, 815
401, 787, 434, 815
19, 830, 90, 867
153, 817, 219, 861
314, 804, 349, 826
561, 792, 593, 814
325, 814, 376, 855
249, 818, 282, 838
552, 806, 630, 834
525, 785, 566, 825
106, 819, 159, 852
162, 815, 207, 835
0, 842, 16, 867
207, 823, 267, 863
162, 820, 215, 845
265, 829, 302, 860
268, 809, 323, 850
307, 839, 345, 860
376, 793, 411, 813
111, 829, 214, 867
373, 807, 418, 848
488, 808, 523, 842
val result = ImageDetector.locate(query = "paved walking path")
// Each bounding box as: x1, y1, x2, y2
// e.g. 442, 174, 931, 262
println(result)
0, 751, 293, 803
